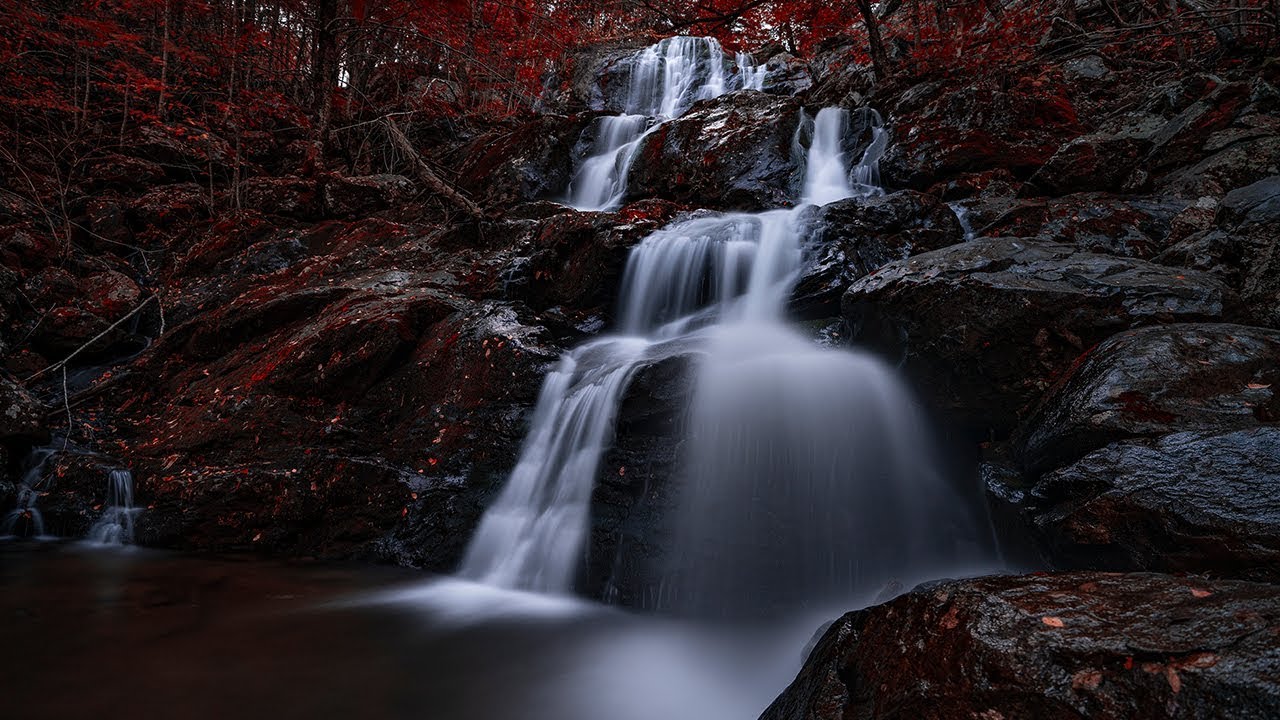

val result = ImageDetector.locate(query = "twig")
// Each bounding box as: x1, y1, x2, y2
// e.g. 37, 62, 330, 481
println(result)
25, 296, 156, 383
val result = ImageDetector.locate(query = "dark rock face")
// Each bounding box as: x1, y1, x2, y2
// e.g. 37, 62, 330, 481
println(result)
762, 572, 1280, 720
793, 191, 962, 318
0, 374, 44, 446
1230, 176, 1280, 329
457, 114, 596, 207
843, 238, 1233, 432
976, 193, 1188, 258
1018, 323, 1280, 473
1028, 427, 1280, 579
486, 202, 683, 324
585, 341, 698, 604
881, 76, 1084, 189
629, 93, 803, 210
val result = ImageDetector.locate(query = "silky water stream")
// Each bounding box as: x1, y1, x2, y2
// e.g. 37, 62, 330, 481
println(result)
2, 37, 997, 720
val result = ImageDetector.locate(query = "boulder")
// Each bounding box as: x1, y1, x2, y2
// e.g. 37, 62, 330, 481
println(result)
489, 202, 682, 323
793, 191, 962, 317
628, 92, 803, 210
457, 114, 596, 207
586, 339, 699, 604
763, 572, 1280, 720
843, 239, 1233, 432
1018, 323, 1280, 473
1229, 176, 1280, 328
1028, 427, 1280, 579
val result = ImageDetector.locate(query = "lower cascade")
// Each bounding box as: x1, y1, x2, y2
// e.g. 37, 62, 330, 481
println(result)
87, 469, 138, 546
463, 105, 990, 613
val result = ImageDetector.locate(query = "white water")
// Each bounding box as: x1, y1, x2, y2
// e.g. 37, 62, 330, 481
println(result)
86, 469, 138, 545
464, 91, 990, 610
800, 107, 888, 205
566, 37, 767, 211
950, 201, 978, 241
1, 448, 54, 540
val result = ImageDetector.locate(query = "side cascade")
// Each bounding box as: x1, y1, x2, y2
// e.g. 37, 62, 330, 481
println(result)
566, 37, 767, 211
1, 448, 54, 540
87, 469, 138, 546
464, 94, 991, 614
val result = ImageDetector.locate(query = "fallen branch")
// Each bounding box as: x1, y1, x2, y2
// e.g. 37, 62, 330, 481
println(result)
25, 295, 156, 383
381, 116, 484, 220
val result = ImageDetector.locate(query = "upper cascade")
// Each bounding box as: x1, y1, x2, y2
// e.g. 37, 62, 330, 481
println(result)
566, 36, 767, 211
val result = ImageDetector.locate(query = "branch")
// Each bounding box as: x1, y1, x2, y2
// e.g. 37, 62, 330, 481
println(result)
25, 296, 156, 383
381, 116, 484, 220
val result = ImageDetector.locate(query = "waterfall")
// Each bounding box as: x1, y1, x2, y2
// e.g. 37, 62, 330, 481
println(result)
87, 469, 138, 545
800, 107, 887, 205
468, 91, 987, 610
567, 115, 651, 212
949, 201, 977, 241
738, 51, 768, 91
566, 37, 766, 212
1, 448, 53, 539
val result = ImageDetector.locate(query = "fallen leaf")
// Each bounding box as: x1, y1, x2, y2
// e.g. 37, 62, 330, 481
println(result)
1190, 587, 1212, 598
1041, 616, 1065, 628
1166, 666, 1181, 694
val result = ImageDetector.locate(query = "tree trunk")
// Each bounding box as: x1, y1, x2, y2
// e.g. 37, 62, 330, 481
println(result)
311, 0, 340, 156
855, 0, 891, 79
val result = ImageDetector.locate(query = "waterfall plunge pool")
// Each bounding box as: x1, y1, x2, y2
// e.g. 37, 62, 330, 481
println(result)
0, 542, 998, 720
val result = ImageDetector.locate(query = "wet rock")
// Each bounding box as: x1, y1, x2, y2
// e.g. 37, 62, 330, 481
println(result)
323, 174, 416, 217
977, 193, 1188, 258
881, 76, 1084, 189
457, 114, 596, 207
843, 239, 1233, 432
566, 39, 652, 111
491, 203, 681, 322
120, 249, 560, 568
1018, 323, 1280, 473
763, 572, 1280, 720
629, 92, 803, 210
758, 52, 813, 96
793, 191, 962, 317
586, 341, 698, 604
1230, 176, 1280, 328
1029, 427, 1280, 579
1156, 133, 1280, 198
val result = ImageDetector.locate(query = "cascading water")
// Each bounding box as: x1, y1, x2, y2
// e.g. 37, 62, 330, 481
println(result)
799, 107, 888, 205
466, 93, 989, 611
1, 447, 54, 539
566, 37, 767, 211
86, 469, 138, 545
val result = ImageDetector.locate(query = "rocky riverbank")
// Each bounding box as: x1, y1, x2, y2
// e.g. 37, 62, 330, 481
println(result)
3, 23, 1279, 718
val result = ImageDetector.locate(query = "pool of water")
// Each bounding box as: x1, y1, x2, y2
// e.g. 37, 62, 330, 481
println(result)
1, 543, 836, 720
